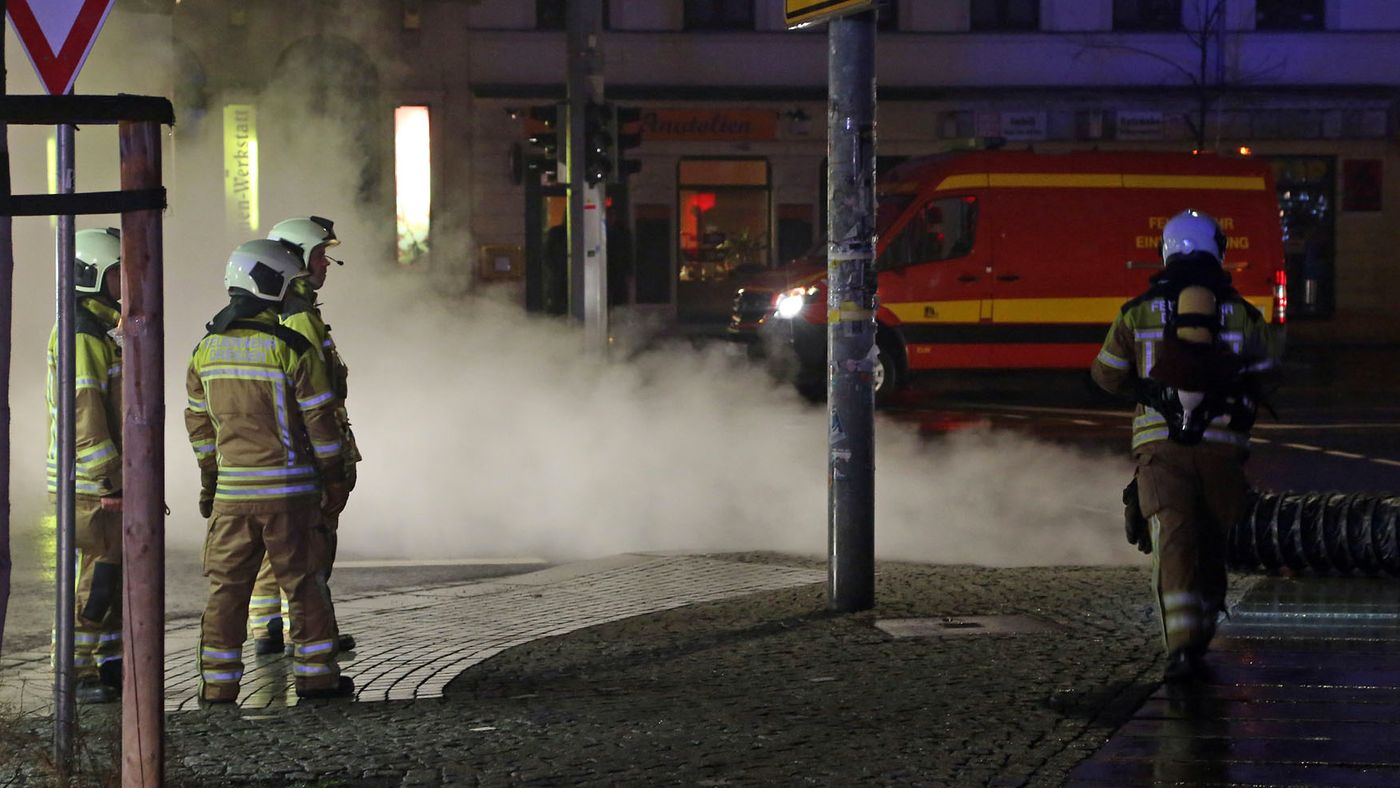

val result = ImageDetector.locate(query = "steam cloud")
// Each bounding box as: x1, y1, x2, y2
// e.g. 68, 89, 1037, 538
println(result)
3, 12, 1139, 569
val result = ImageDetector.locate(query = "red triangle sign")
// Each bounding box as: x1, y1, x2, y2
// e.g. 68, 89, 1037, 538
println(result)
7, 0, 116, 96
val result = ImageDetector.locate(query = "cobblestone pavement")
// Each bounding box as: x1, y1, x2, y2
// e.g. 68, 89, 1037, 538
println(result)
0, 555, 821, 713
1, 553, 1189, 785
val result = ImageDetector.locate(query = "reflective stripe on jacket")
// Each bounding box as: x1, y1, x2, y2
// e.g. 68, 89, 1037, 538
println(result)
282, 284, 361, 465
1090, 294, 1279, 451
186, 309, 344, 511
46, 298, 122, 498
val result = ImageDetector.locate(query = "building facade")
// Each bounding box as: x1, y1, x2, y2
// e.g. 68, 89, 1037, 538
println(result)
102, 0, 1400, 342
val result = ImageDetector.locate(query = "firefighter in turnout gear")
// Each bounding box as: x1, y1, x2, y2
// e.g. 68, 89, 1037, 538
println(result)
186, 238, 353, 702
1092, 209, 1280, 682
246, 216, 361, 656
47, 228, 125, 704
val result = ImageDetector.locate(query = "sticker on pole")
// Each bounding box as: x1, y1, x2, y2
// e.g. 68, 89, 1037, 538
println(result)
785, 0, 876, 29
6, 0, 116, 96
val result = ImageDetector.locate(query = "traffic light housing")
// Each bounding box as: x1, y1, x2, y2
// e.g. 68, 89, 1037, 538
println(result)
613, 105, 643, 182
523, 103, 563, 180
582, 101, 613, 186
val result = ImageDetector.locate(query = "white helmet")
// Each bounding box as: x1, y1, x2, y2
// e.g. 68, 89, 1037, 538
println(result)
267, 216, 339, 268
224, 239, 309, 302
75, 227, 121, 294
1161, 209, 1226, 264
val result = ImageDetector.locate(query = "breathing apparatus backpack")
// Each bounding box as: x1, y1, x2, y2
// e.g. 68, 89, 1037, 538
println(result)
1130, 263, 1262, 445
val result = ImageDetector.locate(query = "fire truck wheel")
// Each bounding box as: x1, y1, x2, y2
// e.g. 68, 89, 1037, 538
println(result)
873, 338, 901, 406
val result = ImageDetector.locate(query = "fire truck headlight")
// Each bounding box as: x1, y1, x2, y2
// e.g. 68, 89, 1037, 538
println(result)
775, 289, 806, 319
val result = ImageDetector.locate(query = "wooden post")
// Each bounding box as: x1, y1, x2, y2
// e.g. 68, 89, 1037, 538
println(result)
118, 119, 164, 787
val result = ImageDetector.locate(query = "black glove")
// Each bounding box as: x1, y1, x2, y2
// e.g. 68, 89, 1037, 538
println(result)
1132, 379, 1178, 418
199, 470, 217, 519
1123, 478, 1152, 555
322, 481, 349, 517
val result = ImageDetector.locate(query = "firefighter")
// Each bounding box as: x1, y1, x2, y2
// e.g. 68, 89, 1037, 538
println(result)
1091, 209, 1279, 682
246, 216, 360, 656
186, 238, 353, 703
47, 228, 125, 704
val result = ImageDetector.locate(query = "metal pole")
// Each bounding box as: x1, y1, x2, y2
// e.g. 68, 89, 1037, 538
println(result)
53, 119, 77, 772
826, 11, 877, 613
0, 0, 15, 657
566, 0, 608, 352
119, 120, 165, 787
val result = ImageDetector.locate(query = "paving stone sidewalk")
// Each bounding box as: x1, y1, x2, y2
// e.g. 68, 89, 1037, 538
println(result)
0, 554, 823, 714
1, 553, 1186, 786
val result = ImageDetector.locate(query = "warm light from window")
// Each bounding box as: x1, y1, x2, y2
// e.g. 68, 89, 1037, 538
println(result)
395, 105, 431, 266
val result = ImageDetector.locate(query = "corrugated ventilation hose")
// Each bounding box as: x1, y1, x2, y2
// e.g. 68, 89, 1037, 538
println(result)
1230, 490, 1400, 576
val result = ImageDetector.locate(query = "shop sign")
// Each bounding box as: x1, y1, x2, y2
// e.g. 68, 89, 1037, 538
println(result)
640, 109, 778, 142
1000, 112, 1047, 141
1117, 110, 1165, 141
223, 104, 259, 232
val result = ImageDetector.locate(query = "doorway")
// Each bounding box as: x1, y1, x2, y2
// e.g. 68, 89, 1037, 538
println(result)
676, 158, 771, 326
1270, 156, 1335, 318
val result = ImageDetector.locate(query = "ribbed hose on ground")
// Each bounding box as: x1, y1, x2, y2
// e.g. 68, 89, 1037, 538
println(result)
1230, 490, 1400, 576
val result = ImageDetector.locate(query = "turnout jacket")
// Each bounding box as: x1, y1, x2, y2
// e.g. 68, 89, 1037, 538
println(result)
1090, 269, 1279, 453
281, 281, 361, 469
185, 308, 345, 512
46, 297, 123, 498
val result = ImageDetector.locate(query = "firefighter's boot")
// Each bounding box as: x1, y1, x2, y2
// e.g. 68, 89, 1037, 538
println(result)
255, 616, 285, 656
76, 676, 118, 704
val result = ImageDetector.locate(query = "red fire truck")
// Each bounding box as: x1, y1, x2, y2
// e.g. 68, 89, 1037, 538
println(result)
729, 150, 1287, 399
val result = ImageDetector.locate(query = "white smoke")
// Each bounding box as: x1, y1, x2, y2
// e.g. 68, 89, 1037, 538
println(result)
3, 10, 1139, 568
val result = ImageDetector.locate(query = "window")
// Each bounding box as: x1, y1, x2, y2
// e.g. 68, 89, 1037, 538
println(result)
677, 159, 769, 282
395, 106, 431, 266
675, 158, 769, 323
536, 0, 611, 31
877, 196, 978, 270
1256, 0, 1324, 30
684, 0, 754, 31
970, 0, 1040, 31
1113, 0, 1181, 31
878, 1, 898, 32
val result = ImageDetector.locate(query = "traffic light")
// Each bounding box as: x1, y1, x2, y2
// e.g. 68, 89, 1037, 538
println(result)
613, 105, 643, 182
582, 101, 613, 186
524, 103, 563, 180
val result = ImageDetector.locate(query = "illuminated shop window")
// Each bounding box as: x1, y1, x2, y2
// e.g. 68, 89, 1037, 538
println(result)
395, 105, 431, 266
223, 104, 259, 232
677, 158, 769, 284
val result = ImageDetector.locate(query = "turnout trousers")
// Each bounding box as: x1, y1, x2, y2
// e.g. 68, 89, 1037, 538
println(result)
199, 503, 340, 701
248, 512, 338, 641
56, 496, 123, 679
1134, 441, 1249, 657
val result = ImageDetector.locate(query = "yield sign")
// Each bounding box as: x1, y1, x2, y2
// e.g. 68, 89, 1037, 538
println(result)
6, 0, 116, 96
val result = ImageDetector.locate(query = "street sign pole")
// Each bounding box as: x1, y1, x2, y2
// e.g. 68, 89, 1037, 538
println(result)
826, 11, 877, 612
566, 0, 607, 353
53, 116, 76, 772
6, 0, 119, 772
